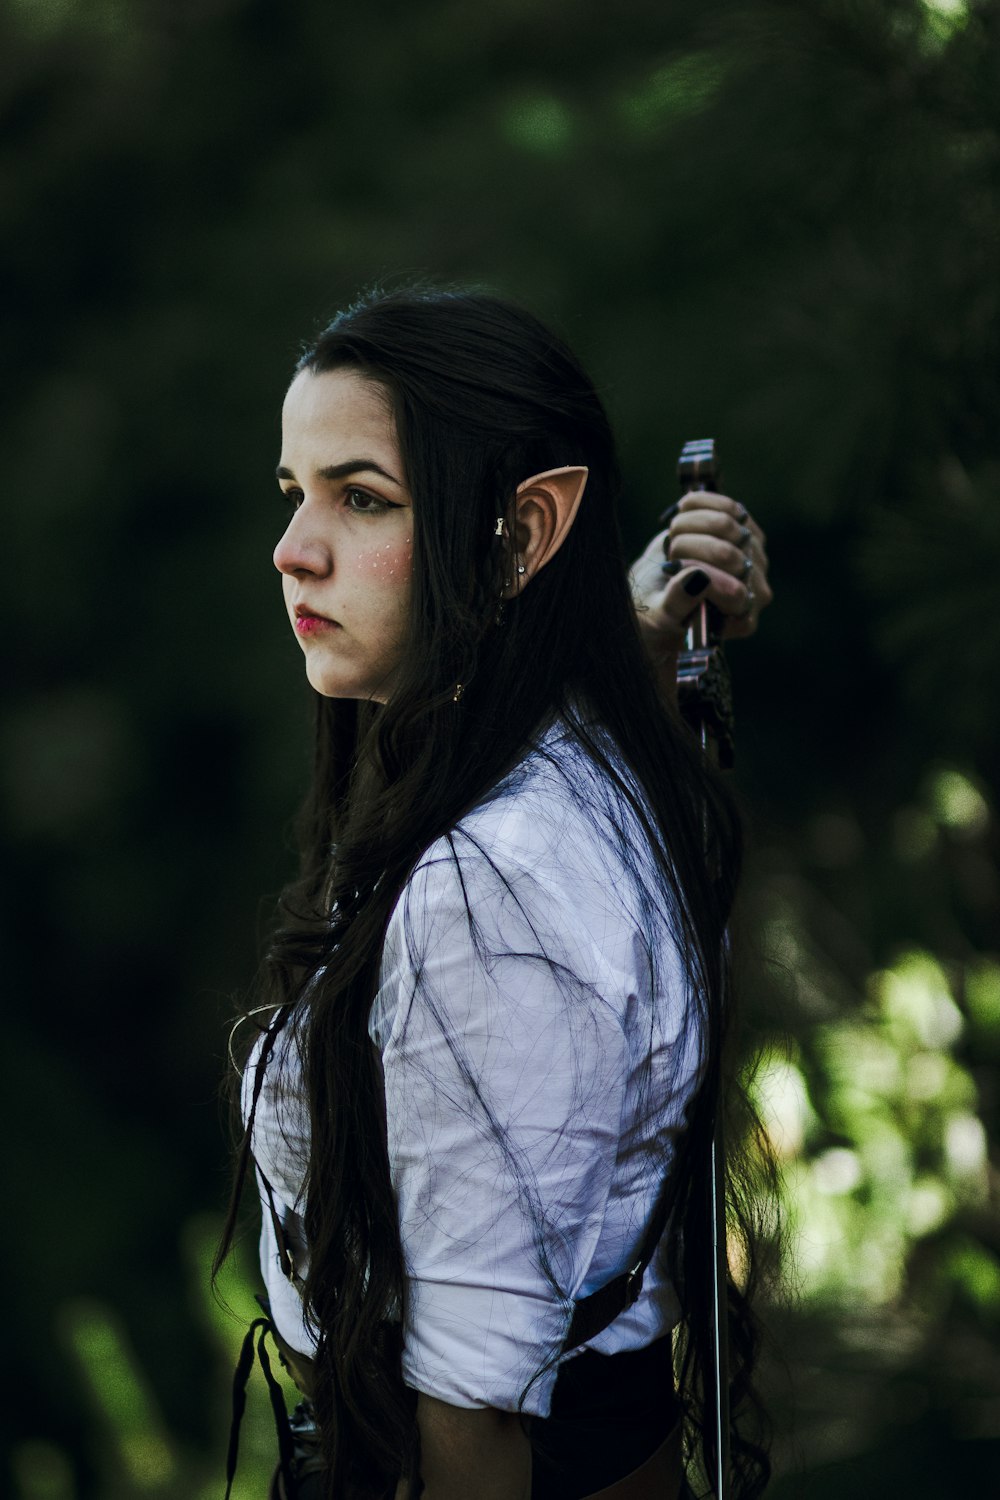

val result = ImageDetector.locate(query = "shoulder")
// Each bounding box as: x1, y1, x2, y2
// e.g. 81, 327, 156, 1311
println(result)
370, 718, 674, 1050
402, 719, 645, 934
432, 716, 651, 881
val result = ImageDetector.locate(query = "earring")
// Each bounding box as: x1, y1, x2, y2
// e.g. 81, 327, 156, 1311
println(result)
516, 562, 526, 575
453, 682, 465, 703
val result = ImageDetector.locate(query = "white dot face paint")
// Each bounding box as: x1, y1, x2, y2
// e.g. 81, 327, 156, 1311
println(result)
273, 369, 414, 701
363, 542, 407, 578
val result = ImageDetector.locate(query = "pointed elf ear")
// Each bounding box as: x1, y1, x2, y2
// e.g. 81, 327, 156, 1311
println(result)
508, 465, 589, 588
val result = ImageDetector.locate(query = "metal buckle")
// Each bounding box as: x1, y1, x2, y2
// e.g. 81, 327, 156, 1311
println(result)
623, 1261, 644, 1307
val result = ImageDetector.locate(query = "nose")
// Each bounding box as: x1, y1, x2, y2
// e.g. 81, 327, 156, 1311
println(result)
273, 503, 332, 578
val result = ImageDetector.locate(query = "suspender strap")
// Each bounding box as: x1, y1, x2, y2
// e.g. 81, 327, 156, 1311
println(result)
563, 1260, 646, 1353
261, 1168, 303, 1288
563, 1170, 677, 1353
225, 1317, 294, 1500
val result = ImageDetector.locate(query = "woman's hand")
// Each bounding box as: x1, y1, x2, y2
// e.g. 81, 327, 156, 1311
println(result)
629, 492, 771, 692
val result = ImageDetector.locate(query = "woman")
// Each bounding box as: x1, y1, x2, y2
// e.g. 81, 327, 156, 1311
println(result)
221, 286, 773, 1500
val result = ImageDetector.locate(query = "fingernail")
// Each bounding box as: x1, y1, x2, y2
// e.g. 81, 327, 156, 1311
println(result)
661, 559, 682, 577
658, 501, 680, 525
683, 568, 710, 596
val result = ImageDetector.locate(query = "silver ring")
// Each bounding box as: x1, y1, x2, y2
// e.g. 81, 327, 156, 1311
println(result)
738, 524, 752, 548
741, 555, 754, 578
736, 504, 748, 523
739, 585, 755, 619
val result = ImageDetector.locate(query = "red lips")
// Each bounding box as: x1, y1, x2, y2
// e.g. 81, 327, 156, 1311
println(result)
293, 602, 340, 635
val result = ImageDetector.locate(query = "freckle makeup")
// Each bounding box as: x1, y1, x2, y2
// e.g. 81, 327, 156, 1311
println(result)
360, 540, 412, 579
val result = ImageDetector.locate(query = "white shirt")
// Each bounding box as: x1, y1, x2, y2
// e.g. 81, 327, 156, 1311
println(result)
245, 719, 701, 1418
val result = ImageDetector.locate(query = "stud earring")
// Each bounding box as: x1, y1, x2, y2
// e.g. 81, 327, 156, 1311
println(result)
516, 562, 526, 575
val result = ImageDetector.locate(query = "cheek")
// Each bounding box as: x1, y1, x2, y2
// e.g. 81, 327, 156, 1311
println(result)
356, 539, 413, 584
351, 538, 414, 644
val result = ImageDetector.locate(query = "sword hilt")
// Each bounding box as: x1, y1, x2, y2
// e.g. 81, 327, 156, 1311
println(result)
675, 439, 735, 769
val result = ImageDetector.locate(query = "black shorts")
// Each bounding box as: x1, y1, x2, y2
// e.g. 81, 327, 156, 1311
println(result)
530, 1337, 681, 1498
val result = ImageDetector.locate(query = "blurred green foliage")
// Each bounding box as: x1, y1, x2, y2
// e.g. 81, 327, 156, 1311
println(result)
2, 0, 999, 1494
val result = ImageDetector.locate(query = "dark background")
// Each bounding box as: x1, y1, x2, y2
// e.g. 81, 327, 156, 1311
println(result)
3, 1, 999, 1496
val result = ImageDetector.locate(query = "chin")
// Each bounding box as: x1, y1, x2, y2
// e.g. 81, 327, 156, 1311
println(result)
307, 672, 361, 699
301, 644, 402, 702
304, 665, 380, 701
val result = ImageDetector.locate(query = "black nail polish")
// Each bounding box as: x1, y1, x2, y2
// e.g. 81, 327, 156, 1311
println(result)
682, 568, 710, 595
661, 559, 682, 577
658, 501, 680, 525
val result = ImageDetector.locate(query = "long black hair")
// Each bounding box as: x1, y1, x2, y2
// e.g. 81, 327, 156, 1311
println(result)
219, 286, 772, 1498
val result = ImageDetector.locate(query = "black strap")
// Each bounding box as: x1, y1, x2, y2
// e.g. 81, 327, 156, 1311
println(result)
258, 1323, 296, 1484
563, 1262, 645, 1353
261, 1168, 302, 1287
224, 1315, 294, 1500
563, 1169, 676, 1353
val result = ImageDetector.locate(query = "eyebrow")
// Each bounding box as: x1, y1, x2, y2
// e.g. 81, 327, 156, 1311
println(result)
275, 459, 403, 487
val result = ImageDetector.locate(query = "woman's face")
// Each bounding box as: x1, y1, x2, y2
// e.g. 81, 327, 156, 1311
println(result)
274, 367, 414, 700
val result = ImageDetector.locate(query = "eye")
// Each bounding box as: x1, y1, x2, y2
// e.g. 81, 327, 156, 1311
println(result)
280, 486, 304, 511
345, 486, 396, 515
